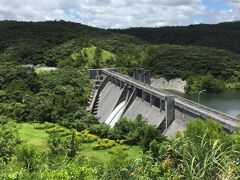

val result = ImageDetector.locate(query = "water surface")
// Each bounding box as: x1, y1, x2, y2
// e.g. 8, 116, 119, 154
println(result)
167, 90, 240, 118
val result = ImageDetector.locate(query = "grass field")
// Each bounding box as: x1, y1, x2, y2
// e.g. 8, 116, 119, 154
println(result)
81, 142, 142, 163
18, 123, 142, 162
19, 123, 49, 151
81, 46, 115, 64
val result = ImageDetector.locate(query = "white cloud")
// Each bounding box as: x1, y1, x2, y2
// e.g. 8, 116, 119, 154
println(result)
0, 0, 238, 28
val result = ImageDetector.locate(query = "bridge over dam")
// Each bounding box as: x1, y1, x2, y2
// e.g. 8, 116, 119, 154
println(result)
88, 68, 239, 136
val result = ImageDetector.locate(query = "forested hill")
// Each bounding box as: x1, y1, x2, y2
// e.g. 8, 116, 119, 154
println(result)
0, 20, 114, 65
0, 20, 240, 92
111, 22, 240, 55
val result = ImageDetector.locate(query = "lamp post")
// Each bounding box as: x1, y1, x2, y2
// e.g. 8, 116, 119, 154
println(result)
198, 89, 206, 105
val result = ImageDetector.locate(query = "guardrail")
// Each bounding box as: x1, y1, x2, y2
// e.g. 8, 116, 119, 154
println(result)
101, 69, 239, 129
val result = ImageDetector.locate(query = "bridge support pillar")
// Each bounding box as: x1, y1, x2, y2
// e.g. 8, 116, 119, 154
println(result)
142, 90, 145, 102
165, 96, 175, 127
160, 99, 164, 112
150, 95, 153, 106
120, 81, 125, 89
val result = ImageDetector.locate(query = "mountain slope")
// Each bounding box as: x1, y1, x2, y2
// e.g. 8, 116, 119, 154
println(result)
111, 22, 240, 55
0, 20, 240, 92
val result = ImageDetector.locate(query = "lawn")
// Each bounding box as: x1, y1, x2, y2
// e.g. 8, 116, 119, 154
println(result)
81, 142, 142, 163
81, 46, 116, 64
18, 123, 49, 151
18, 123, 142, 163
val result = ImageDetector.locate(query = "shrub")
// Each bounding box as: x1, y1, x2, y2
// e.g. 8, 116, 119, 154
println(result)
117, 139, 127, 145
16, 145, 43, 173
108, 146, 129, 155
59, 130, 72, 137
82, 133, 98, 143
79, 129, 98, 143
44, 122, 56, 129
0, 122, 21, 163
45, 126, 66, 134
89, 123, 110, 138
185, 119, 228, 145
33, 124, 45, 130
92, 139, 116, 150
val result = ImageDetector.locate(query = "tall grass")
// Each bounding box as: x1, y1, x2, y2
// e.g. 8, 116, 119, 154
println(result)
173, 134, 240, 179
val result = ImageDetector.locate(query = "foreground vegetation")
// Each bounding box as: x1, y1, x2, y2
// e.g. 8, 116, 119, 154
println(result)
1, 115, 240, 179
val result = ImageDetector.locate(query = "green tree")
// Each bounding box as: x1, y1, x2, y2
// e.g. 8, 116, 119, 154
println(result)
0, 121, 21, 163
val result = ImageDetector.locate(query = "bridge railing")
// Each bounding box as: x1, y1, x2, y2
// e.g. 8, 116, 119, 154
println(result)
102, 69, 239, 127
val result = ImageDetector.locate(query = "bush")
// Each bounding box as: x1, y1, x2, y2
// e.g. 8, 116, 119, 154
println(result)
92, 139, 116, 150
34, 124, 45, 130
82, 133, 98, 143
44, 122, 56, 129
16, 145, 43, 173
108, 146, 129, 155
45, 126, 65, 134
185, 119, 228, 145
89, 123, 110, 138
116, 139, 127, 145
48, 131, 81, 158
0, 122, 21, 163
59, 130, 72, 137
79, 129, 98, 143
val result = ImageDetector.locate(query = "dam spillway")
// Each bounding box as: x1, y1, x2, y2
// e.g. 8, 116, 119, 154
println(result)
96, 81, 124, 123
89, 69, 239, 136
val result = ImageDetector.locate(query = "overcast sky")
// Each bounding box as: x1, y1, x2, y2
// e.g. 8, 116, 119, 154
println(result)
0, 0, 239, 28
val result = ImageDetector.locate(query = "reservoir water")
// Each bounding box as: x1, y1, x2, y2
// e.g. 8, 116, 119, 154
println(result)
167, 90, 240, 118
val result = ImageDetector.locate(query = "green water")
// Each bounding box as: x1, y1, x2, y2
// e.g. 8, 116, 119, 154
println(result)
167, 90, 240, 118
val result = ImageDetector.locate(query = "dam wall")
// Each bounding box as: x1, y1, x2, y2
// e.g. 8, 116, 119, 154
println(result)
89, 69, 239, 135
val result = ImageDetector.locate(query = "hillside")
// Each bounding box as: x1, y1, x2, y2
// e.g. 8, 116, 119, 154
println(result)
111, 22, 240, 55
0, 20, 240, 92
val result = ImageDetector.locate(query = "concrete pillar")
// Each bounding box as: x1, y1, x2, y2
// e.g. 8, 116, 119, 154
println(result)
120, 81, 125, 89
165, 96, 175, 128
142, 90, 145, 101
89, 69, 99, 79
127, 85, 135, 99
150, 95, 153, 106
160, 99, 164, 112
143, 70, 151, 84
110, 76, 114, 83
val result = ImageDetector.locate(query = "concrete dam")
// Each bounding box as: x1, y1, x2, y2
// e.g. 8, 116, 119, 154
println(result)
88, 68, 239, 136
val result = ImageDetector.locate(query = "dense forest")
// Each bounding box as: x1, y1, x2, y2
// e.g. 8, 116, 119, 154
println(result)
1, 20, 240, 92
1, 21, 240, 179
112, 22, 240, 55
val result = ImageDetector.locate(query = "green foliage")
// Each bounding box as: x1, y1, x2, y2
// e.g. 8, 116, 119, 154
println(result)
173, 135, 239, 179
92, 139, 116, 150
2, 119, 240, 179
185, 119, 228, 144
186, 74, 224, 93
1, 21, 240, 93
60, 107, 98, 131
42, 163, 98, 180
113, 115, 166, 151
48, 131, 81, 158
0, 121, 21, 163
81, 130, 98, 143
113, 22, 240, 55
16, 145, 43, 173
89, 123, 110, 138
102, 146, 130, 180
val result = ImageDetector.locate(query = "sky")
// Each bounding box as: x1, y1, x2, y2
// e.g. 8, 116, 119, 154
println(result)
0, 0, 239, 28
